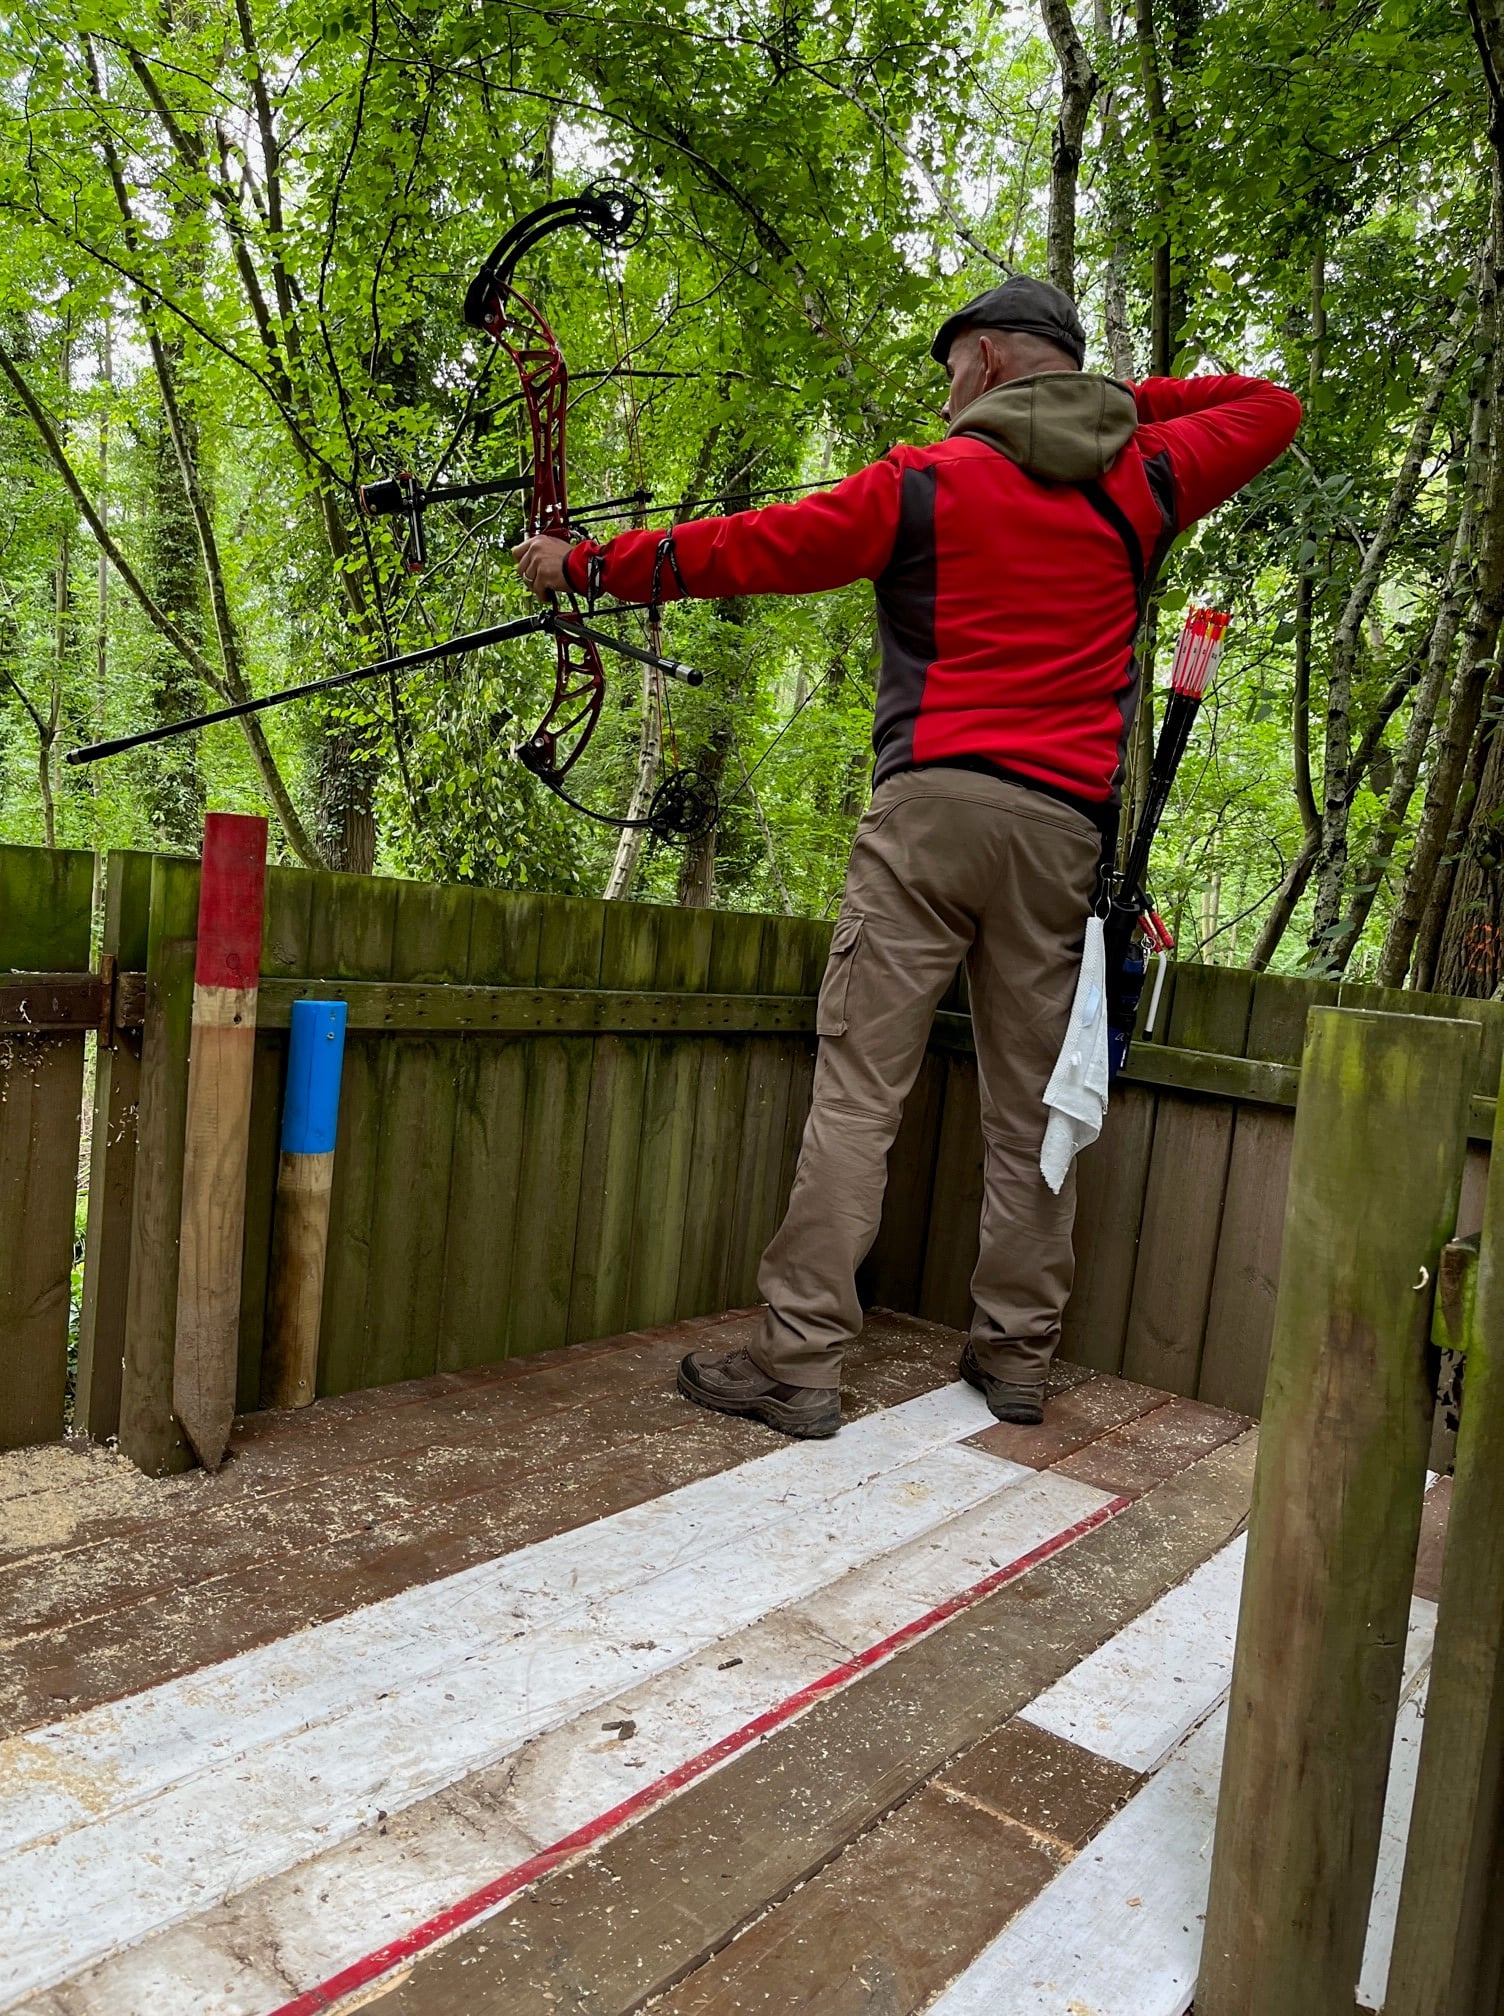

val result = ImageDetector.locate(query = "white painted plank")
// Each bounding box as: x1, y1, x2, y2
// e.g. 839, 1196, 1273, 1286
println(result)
1019, 1534, 1247, 1771
0, 1379, 990, 1862
1358, 1663, 1432, 2012
928, 1705, 1227, 2016
784, 1467, 1112, 1656
927, 1597, 1440, 2016
28, 1467, 1114, 2014
2, 1432, 1018, 2003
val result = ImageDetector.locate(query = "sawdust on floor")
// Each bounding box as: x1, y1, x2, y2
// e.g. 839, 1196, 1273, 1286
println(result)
0, 1439, 193, 1553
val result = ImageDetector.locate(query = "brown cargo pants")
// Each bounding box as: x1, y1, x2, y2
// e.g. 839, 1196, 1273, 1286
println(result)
751, 767, 1101, 1392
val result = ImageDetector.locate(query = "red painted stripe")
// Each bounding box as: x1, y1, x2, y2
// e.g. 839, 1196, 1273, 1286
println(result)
195, 813, 268, 991
266, 1492, 1131, 2015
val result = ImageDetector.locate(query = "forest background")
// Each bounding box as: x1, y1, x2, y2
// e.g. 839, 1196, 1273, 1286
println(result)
5, 0, 1504, 991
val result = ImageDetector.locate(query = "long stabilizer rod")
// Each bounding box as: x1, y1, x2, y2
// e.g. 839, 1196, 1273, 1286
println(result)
66, 609, 700, 766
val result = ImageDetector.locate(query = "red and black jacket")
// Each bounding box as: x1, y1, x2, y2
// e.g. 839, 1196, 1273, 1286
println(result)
564, 374, 1302, 827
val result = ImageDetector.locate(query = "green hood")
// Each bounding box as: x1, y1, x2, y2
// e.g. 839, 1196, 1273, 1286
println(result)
949, 372, 1138, 483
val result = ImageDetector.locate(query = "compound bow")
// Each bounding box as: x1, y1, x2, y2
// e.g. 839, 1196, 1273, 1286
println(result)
364, 182, 717, 844
70, 185, 719, 846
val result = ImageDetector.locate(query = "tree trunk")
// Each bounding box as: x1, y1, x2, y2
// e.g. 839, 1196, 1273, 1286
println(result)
1307, 298, 1472, 963
1250, 832, 1321, 970
604, 665, 664, 901
95, 317, 111, 756
1133, 0, 1176, 375
675, 718, 732, 907
1041, 0, 1099, 299
1327, 294, 1495, 975
144, 386, 206, 849
1433, 717, 1504, 994
1092, 0, 1136, 377
314, 727, 378, 876
1381, 181, 1504, 984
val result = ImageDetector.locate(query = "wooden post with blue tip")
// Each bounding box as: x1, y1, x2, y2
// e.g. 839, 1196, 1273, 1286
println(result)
262, 1000, 347, 1410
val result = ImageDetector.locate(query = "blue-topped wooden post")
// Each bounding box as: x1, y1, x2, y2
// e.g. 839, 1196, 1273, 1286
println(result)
262, 999, 347, 1409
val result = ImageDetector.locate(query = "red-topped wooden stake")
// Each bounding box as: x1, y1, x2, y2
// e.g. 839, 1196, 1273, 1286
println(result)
172, 812, 267, 1469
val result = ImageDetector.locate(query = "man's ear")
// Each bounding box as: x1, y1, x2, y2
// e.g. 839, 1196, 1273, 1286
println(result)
977, 332, 1010, 388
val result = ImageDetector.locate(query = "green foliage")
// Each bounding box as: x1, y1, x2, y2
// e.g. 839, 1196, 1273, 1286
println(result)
0, 0, 1492, 974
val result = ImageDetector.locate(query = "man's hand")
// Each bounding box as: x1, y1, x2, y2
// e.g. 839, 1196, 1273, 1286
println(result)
513, 534, 574, 597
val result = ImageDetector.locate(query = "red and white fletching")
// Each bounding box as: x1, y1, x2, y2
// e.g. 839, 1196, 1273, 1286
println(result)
1169, 605, 1229, 700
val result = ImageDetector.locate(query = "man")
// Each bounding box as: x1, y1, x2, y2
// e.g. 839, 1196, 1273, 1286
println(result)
516, 276, 1300, 1439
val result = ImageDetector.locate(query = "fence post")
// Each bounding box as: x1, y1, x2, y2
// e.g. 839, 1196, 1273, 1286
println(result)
75, 851, 153, 1441
1385, 1047, 1504, 2016
1196, 1006, 1478, 2016
118, 856, 200, 1475
172, 814, 267, 1469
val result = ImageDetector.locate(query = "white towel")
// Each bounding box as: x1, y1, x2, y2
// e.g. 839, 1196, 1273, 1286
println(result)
1039, 915, 1110, 1195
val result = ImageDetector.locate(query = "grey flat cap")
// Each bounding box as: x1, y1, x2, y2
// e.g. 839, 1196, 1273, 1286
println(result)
931, 276, 1086, 368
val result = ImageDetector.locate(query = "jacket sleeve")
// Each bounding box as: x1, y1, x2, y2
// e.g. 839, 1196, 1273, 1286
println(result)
1130, 375, 1302, 530
563, 455, 906, 602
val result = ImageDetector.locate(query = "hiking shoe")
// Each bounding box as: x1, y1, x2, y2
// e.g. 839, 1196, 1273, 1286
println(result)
959, 1342, 1046, 1426
677, 1348, 841, 1439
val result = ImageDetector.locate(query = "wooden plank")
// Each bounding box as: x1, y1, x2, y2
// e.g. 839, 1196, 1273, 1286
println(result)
1060, 1082, 1157, 1375
723, 916, 812, 1308
965, 1368, 1165, 1468
0, 974, 103, 1030
354, 1432, 1257, 2015
931, 1706, 1228, 2016
505, 896, 605, 1358
0, 847, 94, 1452
117, 857, 201, 1475
1200, 972, 1337, 1415
1022, 1533, 1245, 1770
1122, 965, 1255, 1397
116, 978, 823, 1035
918, 1054, 985, 1331
1053, 1395, 1250, 1498
1197, 1108, 1293, 1415
1121, 1042, 1298, 1105
1386, 1050, 1504, 2016
676, 911, 766, 1316
625, 907, 714, 1330
435, 891, 543, 1375
935, 1717, 1139, 1848
652, 1779, 1060, 2016
564, 902, 659, 1346
0, 1034, 85, 1451
0, 843, 94, 970
76, 852, 154, 1441
310, 874, 400, 1399
361, 881, 475, 1389
939, 1604, 1438, 2016
1197, 1006, 1479, 2016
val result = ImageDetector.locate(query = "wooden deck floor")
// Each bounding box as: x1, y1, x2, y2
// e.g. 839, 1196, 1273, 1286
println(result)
0, 1312, 1450, 2016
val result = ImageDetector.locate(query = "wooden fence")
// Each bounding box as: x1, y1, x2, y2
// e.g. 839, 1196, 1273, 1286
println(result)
3, 841, 1502, 1468
0, 843, 95, 1451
